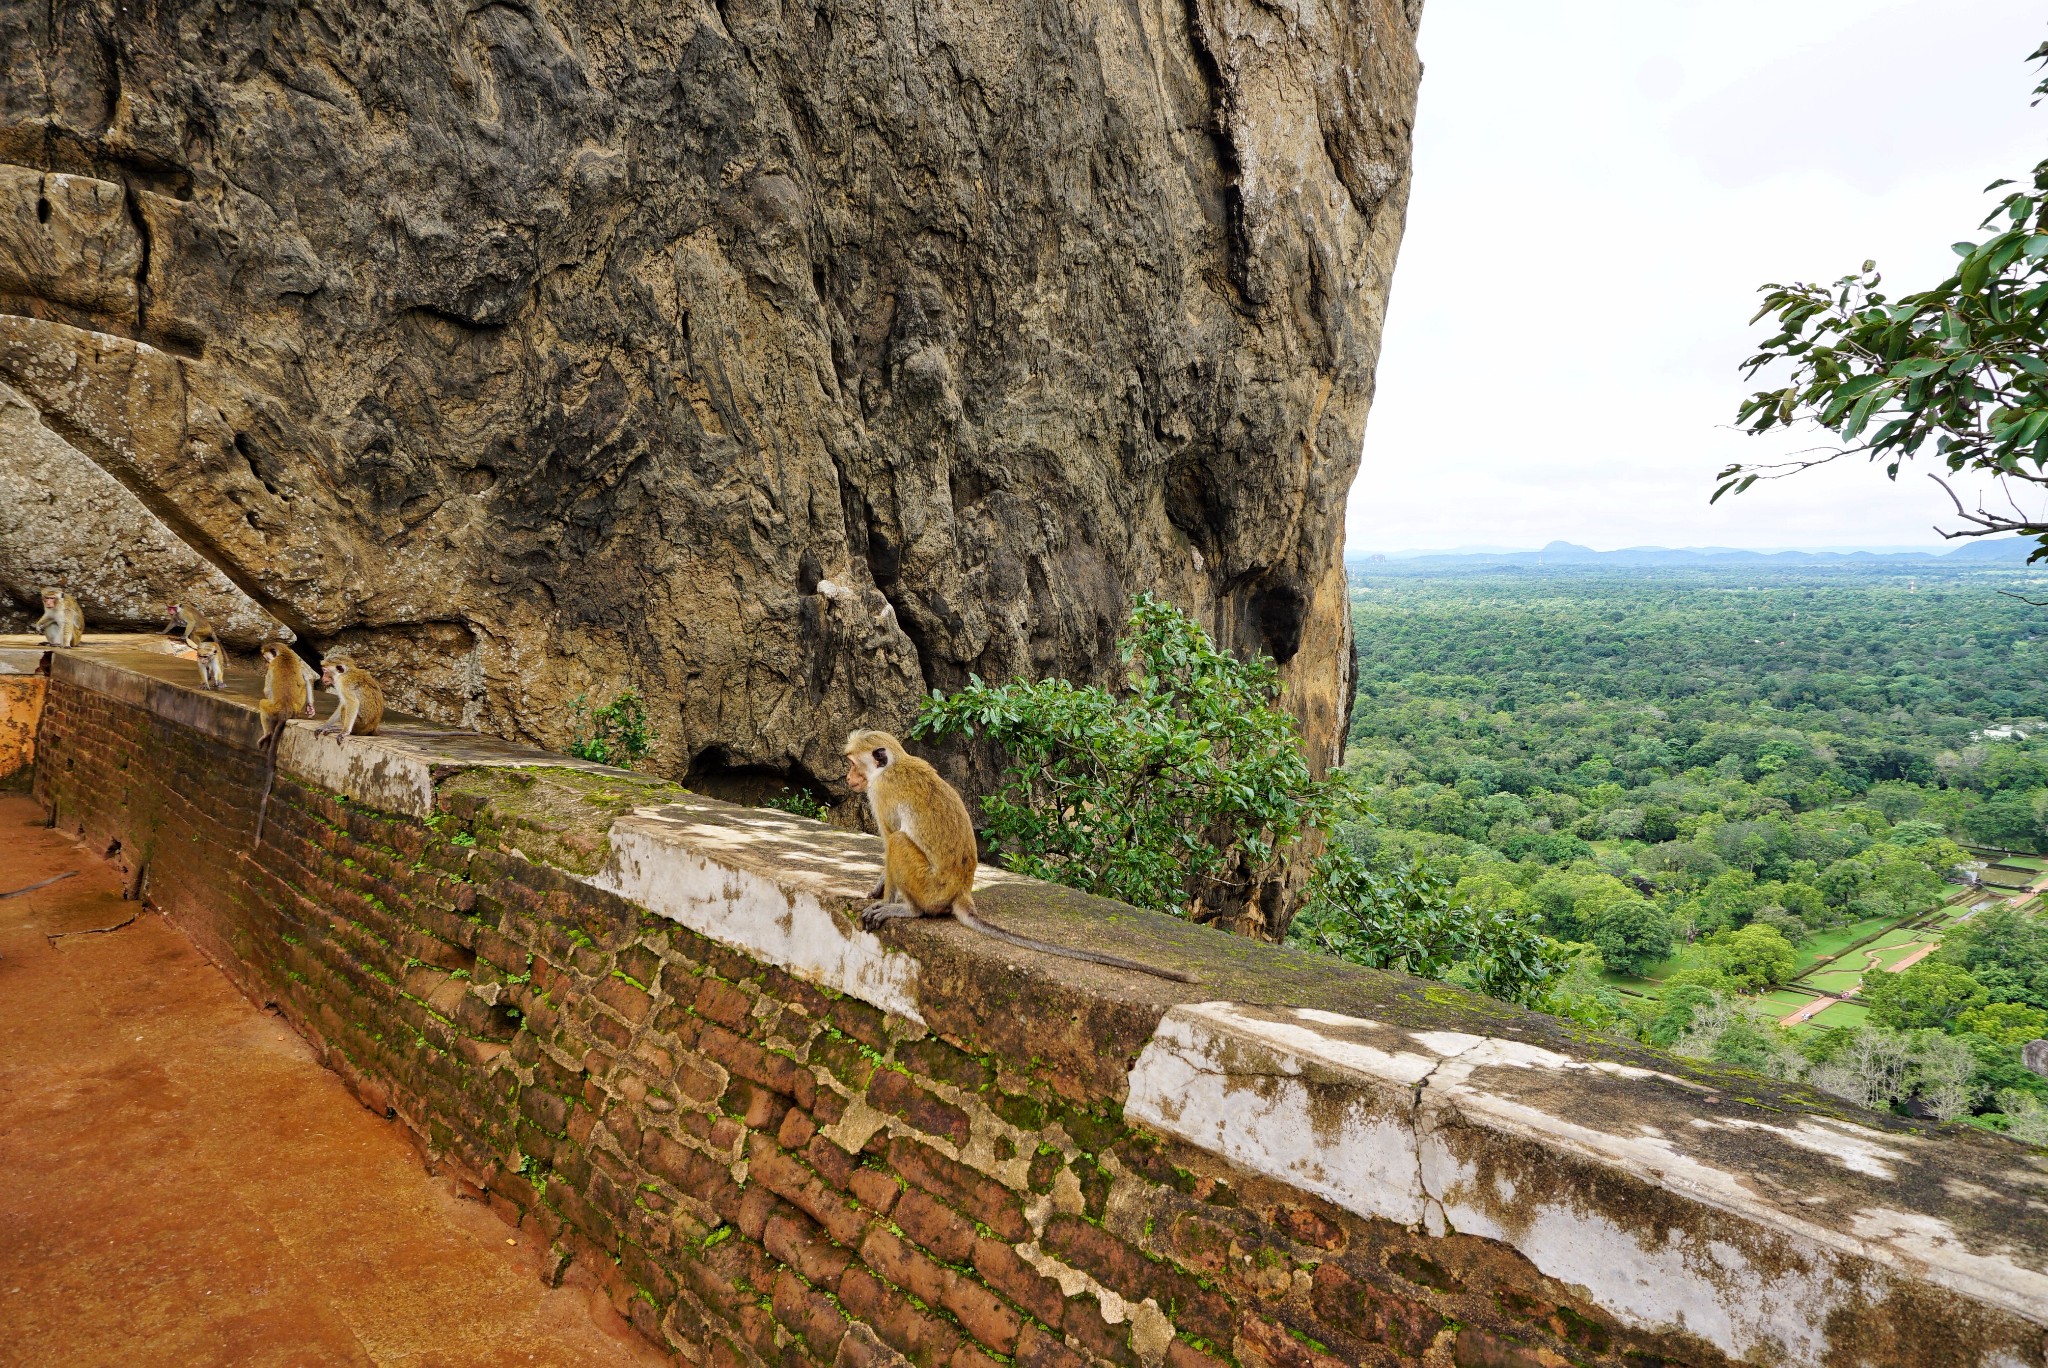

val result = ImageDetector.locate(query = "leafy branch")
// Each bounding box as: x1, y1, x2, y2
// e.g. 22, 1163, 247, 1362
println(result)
1721, 41, 2048, 550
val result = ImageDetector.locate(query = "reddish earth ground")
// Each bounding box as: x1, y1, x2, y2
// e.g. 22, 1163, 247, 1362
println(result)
0, 792, 671, 1367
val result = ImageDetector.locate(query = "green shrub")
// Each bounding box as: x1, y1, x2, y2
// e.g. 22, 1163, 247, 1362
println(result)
916, 595, 1564, 1006
569, 689, 655, 770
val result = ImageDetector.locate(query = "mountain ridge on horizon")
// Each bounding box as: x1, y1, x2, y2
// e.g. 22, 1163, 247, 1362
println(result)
1345, 537, 2041, 570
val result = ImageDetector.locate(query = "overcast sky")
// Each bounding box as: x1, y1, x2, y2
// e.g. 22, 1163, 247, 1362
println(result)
1346, 0, 2048, 553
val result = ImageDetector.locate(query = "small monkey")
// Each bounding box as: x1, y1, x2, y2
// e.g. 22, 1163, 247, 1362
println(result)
316, 659, 384, 741
252, 638, 318, 846
33, 587, 83, 648
194, 638, 226, 690
163, 601, 216, 648
844, 730, 1194, 982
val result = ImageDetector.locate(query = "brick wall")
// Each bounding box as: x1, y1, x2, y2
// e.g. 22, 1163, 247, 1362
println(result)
26, 648, 2048, 1368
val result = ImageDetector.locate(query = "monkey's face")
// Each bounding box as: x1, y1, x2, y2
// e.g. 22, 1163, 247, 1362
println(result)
845, 745, 889, 792
43, 592, 59, 610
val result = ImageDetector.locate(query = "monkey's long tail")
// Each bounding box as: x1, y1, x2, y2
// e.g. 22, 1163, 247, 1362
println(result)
953, 906, 1197, 983
253, 742, 279, 848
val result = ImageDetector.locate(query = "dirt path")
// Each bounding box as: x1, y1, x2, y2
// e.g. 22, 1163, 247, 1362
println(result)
0, 793, 670, 1368
1886, 940, 1939, 974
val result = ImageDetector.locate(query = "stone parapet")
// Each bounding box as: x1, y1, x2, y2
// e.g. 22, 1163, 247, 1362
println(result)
19, 637, 2048, 1368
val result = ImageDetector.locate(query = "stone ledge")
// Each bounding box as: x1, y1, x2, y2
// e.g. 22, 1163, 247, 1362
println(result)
21, 635, 2048, 1366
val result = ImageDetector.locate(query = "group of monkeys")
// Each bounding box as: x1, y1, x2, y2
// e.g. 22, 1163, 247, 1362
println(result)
35, 587, 1185, 980
32, 587, 386, 745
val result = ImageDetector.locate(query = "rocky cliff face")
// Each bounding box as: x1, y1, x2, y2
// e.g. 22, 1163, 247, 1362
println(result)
0, 0, 1419, 801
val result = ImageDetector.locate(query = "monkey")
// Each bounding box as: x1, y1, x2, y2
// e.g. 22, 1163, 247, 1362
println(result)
316, 659, 385, 742
251, 637, 318, 847
32, 587, 83, 648
193, 638, 226, 691
163, 601, 216, 648
843, 730, 1195, 982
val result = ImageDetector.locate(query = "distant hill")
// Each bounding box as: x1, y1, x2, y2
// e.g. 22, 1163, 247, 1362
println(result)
1347, 537, 2041, 572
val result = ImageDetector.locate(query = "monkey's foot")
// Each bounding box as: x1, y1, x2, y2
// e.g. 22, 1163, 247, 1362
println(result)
860, 900, 918, 930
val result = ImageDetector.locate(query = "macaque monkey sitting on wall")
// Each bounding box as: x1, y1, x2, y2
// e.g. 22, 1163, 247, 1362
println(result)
33, 588, 83, 648
843, 730, 1194, 981
316, 659, 385, 741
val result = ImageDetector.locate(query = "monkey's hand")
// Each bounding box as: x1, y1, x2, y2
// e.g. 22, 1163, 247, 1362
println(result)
313, 721, 339, 738
867, 879, 886, 901
859, 900, 920, 931
302, 702, 316, 719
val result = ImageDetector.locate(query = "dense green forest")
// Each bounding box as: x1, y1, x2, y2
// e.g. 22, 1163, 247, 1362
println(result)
1339, 566, 2048, 1136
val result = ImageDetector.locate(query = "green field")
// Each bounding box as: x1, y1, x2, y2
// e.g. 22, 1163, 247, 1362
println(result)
1806, 1000, 1871, 1030
1591, 903, 1962, 1029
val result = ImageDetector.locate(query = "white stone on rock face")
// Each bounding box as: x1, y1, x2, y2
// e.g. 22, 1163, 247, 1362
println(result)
277, 723, 438, 819
592, 811, 923, 1024
1125, 1002, 1431, 1228
1692, 1116, 1912, 1180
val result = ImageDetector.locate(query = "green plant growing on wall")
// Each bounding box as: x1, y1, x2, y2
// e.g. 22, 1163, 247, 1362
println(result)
762, 790, 829, 820
915, 594, 1562, 1005
569, 689, 655, 771
1721, 41, 2048, 552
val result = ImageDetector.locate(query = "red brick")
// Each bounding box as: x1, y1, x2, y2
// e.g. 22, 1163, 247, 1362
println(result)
1274, 1204, 1345, 1251
740, 1184, 788, 1242
767, 1208, 855, 1292
887, 1139, 1028, 1242
941, 1275, 1021, 1355
971, 1237, 1066, 1327
849, 1168, 901, 1214
869, 1070, 971, 1146
701, 1023, 810, 1103
860, 1223, 954, 1306
807, 1132, 859, 1189
1063, 1295, 1136, 1368
697, 978, 755, 1029
1309, 1262, 1444, 1356
949, 1347, 1005, 1368
893, 1188, 974, 1264
1165, 1340, 1230, 1368
1237, 1317, 1348, 1368
751, 1136, 869, 1246
674, 1055, 726, 1104
1015, 1323, 1087, 1368
726, 1078, 793, 1131
1452, 1328, 1557, 1368
839, 1266, 963, 1368
781, 1108, 820, 1150
1042, 1215, 1228, 1340
775, 1268, 851, 1358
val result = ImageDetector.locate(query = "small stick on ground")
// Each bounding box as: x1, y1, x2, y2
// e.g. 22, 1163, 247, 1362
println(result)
0, 871, 77, 899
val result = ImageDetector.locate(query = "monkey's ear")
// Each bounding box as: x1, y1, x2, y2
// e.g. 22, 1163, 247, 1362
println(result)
872, 747, 890, 768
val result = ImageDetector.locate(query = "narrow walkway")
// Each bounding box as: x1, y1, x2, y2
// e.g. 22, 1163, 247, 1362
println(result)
0, 793, 670, 1367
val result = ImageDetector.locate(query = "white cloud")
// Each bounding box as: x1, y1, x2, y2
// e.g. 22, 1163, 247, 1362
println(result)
1347, 0, 2048, 553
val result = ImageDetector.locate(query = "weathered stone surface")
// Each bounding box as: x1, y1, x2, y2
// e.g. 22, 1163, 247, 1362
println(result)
0, 0, 1419, 799
2025, 1038, 2048, 1079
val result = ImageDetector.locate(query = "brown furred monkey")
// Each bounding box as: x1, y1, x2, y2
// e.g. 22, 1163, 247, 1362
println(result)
194, 639, 226, 691
162, 601, 216, 648
252, 638, 318, 846
33, 587, 83, 648
843, 730, 1195, 982
316, 659, 384, 741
